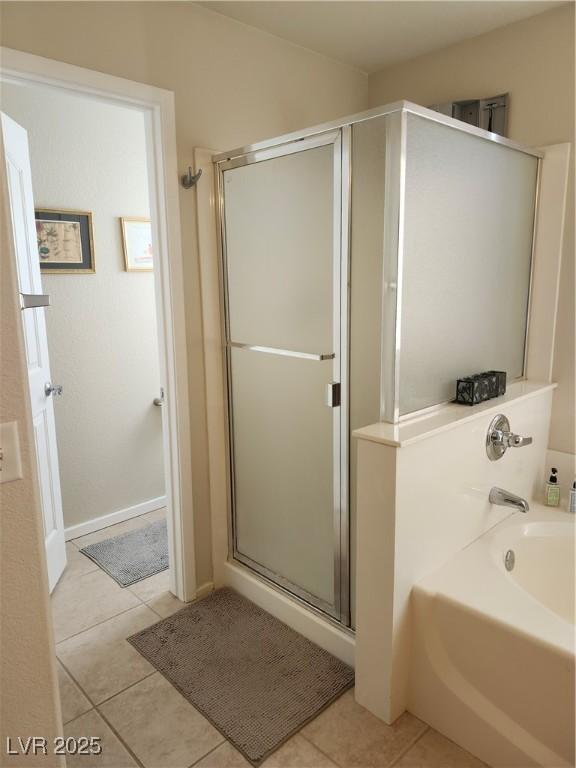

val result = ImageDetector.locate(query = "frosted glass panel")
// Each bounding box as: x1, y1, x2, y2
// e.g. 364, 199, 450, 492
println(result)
222, 139, 341, 617
224, 146, 334, 354
231, 348, 335, 607
399, 114, 538, 415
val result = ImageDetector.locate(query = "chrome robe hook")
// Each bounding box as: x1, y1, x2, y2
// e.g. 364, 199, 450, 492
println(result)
181, 166, 202, 189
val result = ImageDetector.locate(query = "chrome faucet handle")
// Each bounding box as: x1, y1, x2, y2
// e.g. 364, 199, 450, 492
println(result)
486, 414, 533, 461
507, 433, 533, 448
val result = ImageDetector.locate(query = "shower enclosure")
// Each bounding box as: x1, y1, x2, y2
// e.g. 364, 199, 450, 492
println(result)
214, 101, 540, 628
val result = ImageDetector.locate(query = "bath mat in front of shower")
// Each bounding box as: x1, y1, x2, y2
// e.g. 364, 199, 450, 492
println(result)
79, 519, 168, 587
127, 587, 354, 765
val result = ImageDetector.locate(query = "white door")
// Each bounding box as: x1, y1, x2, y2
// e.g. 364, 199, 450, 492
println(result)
1, 112, 66, 591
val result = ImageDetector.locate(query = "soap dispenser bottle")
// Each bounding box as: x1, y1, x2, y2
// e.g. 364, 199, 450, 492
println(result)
545, 468, 560, 507
569, 480, 576, 514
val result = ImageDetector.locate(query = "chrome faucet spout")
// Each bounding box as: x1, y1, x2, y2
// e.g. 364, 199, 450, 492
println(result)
489, 486, 529, 513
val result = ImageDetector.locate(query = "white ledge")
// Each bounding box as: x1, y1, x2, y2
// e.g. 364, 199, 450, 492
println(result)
352, 381, 557, 448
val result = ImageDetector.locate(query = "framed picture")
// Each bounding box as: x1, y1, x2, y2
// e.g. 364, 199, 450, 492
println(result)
120, 217, 154, 272
35, 209, 95, 273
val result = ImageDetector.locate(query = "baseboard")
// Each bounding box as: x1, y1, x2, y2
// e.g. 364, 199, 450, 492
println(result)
65, 496, 167, 541
546, 449, 575, 497
195, 581, 215, 600
222, 560, 355, 668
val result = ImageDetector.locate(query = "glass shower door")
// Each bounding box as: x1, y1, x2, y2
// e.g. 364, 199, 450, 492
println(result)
219, 132, 347, 621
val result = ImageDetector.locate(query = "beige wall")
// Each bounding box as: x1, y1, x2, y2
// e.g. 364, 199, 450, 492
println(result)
0, 1, 369, 585
368, 3, 575, 455
1, 81, 165, 530
1, 132, 64, 763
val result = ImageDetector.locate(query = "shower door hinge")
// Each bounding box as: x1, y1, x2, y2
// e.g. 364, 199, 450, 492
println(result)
325, 382, 341, 408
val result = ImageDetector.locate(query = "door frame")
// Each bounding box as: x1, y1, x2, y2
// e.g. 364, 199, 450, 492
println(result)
0, 47, 196, 602
215, 130, 351, 625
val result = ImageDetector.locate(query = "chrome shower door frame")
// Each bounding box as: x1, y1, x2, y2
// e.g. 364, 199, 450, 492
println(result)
215, 129, 350, 625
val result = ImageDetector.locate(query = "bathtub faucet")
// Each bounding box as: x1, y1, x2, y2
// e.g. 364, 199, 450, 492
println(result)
489, 487, 529, 513
486, 415, 533, 461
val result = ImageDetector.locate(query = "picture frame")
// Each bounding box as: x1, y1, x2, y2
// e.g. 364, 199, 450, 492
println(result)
35, 208, 95, 274
120, 217, 154, 272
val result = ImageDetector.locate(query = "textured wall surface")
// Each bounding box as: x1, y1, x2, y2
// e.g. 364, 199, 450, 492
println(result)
2, 82, 165, 529
368, 4, 575, 455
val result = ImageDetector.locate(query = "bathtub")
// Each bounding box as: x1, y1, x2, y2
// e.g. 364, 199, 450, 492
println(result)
408, 505, 575, 768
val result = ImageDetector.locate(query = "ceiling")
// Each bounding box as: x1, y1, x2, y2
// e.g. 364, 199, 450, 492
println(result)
199, 1, 565, 74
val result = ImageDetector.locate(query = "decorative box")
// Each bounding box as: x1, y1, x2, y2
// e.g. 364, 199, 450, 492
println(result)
455, 370, 506, 406
483, 370, 507, 397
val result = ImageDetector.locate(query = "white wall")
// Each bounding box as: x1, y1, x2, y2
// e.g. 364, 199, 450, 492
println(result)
354, 384, 555, 723
1, 82, 164, 529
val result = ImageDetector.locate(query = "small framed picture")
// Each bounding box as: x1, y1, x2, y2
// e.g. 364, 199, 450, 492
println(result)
120, 217, 153, 272
35, 209, 95, 273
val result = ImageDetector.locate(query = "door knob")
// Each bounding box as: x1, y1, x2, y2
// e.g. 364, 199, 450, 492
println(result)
45, 382, 63, 397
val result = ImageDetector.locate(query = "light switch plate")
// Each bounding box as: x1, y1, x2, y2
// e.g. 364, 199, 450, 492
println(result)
0, 421, 23, 483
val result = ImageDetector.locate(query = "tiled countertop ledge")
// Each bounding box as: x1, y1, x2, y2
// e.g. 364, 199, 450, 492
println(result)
352, 381, 557, 448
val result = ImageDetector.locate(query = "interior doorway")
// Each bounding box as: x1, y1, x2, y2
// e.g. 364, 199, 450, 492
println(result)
3, 81, 169, 590
0, 47, 194, 604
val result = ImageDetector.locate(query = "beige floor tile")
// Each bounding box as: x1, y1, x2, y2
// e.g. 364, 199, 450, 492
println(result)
302, 690, 427, 768
140, 507, 166, 524
56, 604, 158, 704
100, 673, 223, 768
51, 569, 140, 642
72, 508, 166, 549
58, 542, 99, 586
129, 569, 170, 602
264, 734, 338, 767
395, 729, 487, 768
194, 735, 337, 768
194, 742, 250, 768
57, 661, 92, 724
146, 590, 187, 618
64, 709, 137, 767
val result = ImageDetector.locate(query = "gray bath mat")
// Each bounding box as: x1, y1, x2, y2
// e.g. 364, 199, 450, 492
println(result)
128, 587, 354, 765
79, 519, 168, 587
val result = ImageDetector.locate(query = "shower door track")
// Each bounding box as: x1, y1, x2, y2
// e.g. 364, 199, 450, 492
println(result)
216, 128, 351, 627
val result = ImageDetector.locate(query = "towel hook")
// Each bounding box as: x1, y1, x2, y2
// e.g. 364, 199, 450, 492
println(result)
181, 166, 202, 189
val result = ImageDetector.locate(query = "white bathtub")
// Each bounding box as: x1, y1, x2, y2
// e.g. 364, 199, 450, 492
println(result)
408, 505, 575, 768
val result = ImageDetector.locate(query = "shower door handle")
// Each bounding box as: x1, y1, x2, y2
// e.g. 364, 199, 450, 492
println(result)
325, 383, 341, 408
227, 341, 335, 361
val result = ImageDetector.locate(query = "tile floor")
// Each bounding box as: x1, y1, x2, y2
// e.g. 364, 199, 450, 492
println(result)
54, 510, 486, 768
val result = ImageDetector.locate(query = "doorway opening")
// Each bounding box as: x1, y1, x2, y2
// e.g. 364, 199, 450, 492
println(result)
1, 48, 195, 746
3, 80, 171, 600
1, 47, 194, 610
